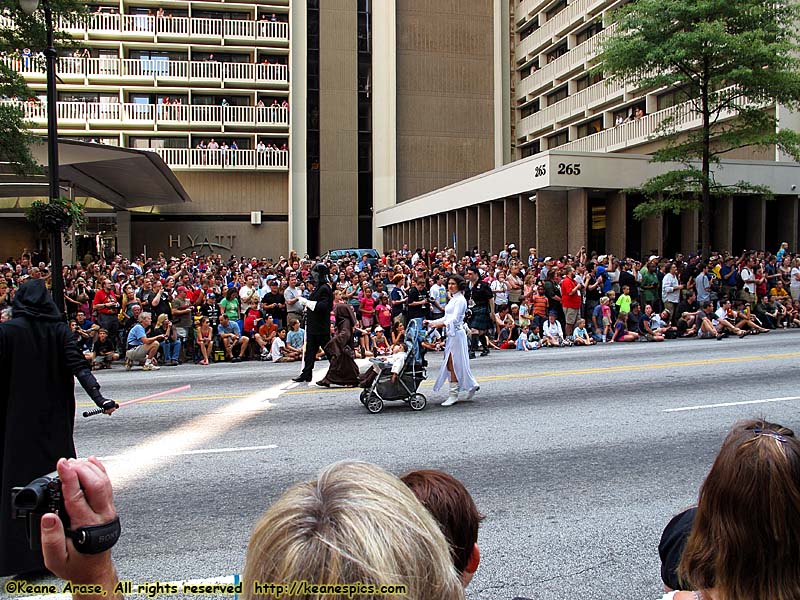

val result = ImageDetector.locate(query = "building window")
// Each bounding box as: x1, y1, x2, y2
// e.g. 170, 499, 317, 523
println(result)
575, 20, 603, 45
545, 0, 567, 20
547, 130, 568, 148
519, 59, 539, 79
520, 99, 540, 119
546, 42, 568, 64
518, 19, 539, 42
576, 117, 603, 139
575, 72, 603, 91
657, 87, 689, 111
546, 85, 568, 105
613, 103, 646, 125
519, 141, 540, 158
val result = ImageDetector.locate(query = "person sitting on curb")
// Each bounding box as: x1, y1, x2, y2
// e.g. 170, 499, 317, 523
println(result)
124, 311, 163, 371
218, 313, 249, 362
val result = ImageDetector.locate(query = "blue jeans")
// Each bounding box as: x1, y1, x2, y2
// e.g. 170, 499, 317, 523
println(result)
163, 339, 182, 362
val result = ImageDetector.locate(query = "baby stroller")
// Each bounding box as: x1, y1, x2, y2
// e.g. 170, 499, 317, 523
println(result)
359, 321, 427, 414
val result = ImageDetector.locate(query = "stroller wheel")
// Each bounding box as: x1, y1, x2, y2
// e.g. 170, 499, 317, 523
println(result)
366, 396, 384, 414
360, 389, 370, 406
409, 393, 426, 411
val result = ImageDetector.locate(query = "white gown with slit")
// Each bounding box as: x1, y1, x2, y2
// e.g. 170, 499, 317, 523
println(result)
429, 292, 478, 392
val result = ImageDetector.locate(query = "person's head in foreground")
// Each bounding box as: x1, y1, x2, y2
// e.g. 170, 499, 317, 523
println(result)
401, 469, 484, 588
243, 461, 464, 600
676, 418, 800, 600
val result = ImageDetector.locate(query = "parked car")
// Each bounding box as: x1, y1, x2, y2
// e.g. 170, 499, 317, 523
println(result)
322, 248, 380, 267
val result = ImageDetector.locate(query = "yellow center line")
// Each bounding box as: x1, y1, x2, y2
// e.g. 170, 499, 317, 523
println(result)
76, 351, 800, 408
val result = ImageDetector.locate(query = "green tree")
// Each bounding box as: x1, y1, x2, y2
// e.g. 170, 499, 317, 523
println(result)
0, 0, 85, 173
598, 0, 800, 254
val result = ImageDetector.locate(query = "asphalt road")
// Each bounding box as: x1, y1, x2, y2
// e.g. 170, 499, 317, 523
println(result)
4, 330, 800, 600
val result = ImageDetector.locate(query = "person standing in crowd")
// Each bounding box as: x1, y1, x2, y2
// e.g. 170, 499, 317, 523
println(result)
466, 265, 493, 359
425, 273, 479, 407
317, 304, 360, 387
92, 278, 120, 350
661, 263, 683, 324
292, 264, 333, 383
0, 279, 116, 577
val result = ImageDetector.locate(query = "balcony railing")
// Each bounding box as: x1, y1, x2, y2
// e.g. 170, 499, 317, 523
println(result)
151, 148, 289, 170
56, 14, 289, 43
516, 0, 610, 59
516, 26, 611, 100
517, 77, 626, 138
556, 89, 739, 153
11, 100, 289, 127
2, 56, 289, 85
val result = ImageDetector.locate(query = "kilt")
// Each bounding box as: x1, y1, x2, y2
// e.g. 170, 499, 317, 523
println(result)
469, 304, 493, 331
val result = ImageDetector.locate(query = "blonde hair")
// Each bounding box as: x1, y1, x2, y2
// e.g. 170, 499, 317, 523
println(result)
243, 461, 464, 600
156, 313, 169, 328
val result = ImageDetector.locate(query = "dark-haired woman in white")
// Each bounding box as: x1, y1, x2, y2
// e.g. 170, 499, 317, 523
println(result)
424, 274, 479, 407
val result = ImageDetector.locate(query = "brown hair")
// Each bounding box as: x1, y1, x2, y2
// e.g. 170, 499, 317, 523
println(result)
679, 419, 800, 599
401, 469, 484, 575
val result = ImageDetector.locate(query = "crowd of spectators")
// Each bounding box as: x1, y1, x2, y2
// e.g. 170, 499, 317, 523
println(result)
1, 241, 799, 371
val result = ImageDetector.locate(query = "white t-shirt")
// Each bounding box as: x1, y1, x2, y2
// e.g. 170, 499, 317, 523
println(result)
791, 267, 800, 290
491, 279, 509, 306
740, 267, 755, 294
271, 337, 285, 361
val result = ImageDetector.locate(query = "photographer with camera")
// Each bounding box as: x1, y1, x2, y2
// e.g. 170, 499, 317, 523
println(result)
1, 279, 116, 576
39, 457, 122, 600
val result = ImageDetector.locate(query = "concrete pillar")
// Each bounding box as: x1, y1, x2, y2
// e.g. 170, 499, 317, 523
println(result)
438, 214, 448, 250
490, 201, 504, 254
478, 204, 491, 253
535, 190, 568, 258
714, 196, 733, 253
605, 192, 626, 258
681, 210, 700, 254
116, 210, 131, 259
466, 207, 479, 253
505, 196, 520, 248
776, 196, 799, 251
641, 215, 663, 258
519, 195, 536, 254
414, 220, 421, 250
745, 197, 766, 252
456, 209, 467, 255
421, 217, 429, 250
567, 189, 588, 255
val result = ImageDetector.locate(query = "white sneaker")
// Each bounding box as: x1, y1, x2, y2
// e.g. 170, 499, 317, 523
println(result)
441, 383, 459, 407
464, 385, 480, 401
143, 360, 160, 371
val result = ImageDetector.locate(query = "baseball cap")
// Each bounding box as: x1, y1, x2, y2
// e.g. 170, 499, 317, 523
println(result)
374, 326, 383, 332
508, 243, 516, 250
658, 507, 696, 591
177, 286, 188, 293
649, 255, 659, 261
206, 293, 216, 299
544, 256, 553, 262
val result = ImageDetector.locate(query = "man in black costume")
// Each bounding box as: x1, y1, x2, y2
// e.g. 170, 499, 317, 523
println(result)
292, 264, 333, 383
466, 265, 493, 358
0, 279, 116, 576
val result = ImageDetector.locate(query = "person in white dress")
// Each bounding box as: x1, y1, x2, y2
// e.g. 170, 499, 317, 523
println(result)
424, 274, 479, 407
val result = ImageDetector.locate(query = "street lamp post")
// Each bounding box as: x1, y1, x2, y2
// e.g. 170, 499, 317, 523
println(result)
20, 0, 64, 317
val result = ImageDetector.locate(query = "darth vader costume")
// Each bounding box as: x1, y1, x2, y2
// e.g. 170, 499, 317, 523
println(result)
293, 264, 333, 382
0, 279, 115, 576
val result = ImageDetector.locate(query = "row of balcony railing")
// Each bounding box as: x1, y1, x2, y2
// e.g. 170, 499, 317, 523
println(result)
149, 147, 289, 170
3, 56, 289, 85
57, 14, 289, 43
10, 100, 289, 128
516, 0, 609, 60
555, 88, 740, 153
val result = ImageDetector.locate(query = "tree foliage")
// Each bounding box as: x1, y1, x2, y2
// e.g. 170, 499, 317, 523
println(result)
0, 0, 86, 173
598, 0, 800, 252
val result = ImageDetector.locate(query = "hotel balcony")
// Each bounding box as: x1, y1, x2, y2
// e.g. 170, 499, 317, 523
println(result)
12, 100, 289, 130
150, 148, 289, 171
516, 0, 610, 61
516, 26, 610, 100
3, 56, 290, 89
556, 90, 740, 153
57, 14, 289, 46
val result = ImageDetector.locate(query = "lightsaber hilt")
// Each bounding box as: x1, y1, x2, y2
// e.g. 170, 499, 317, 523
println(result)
82, 407, 105, 418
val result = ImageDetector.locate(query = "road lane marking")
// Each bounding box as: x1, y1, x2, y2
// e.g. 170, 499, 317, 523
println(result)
77, 351, 800, 408
664, 396, 800, 413
96, 444, 277, 461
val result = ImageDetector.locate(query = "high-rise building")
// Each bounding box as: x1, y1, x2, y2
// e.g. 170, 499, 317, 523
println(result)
375, 0, 800, 257
3, 0, 798, 260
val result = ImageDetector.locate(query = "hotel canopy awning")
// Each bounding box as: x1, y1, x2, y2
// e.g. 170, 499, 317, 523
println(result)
0, 138, 191, 208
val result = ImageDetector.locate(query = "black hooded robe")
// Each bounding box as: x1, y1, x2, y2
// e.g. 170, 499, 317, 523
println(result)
320, 304, 360, 387
0, 280, 106, 575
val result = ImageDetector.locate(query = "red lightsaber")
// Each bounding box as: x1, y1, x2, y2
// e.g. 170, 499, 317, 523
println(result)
82, 384, 192, 417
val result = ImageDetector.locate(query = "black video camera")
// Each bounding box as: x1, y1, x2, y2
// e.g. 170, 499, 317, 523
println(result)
11, 472, 68, 550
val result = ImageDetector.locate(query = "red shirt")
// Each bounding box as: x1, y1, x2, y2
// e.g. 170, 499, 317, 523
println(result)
560, 277, 581, 309
93, 289, 118, 315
